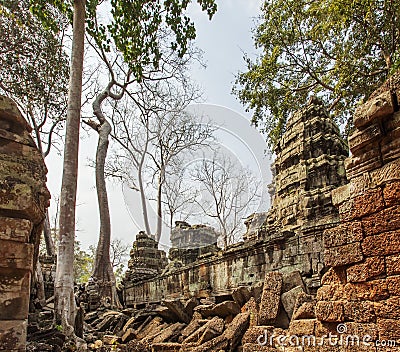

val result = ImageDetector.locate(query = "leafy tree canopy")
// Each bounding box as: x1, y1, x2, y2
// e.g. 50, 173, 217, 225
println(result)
30, 0, 217, 80
234, 0, 400, 148
0, 0, 69, 154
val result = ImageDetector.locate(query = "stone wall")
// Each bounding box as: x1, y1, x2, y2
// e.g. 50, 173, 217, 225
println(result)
288, 71, 400, 350
123, 98, 348, 306
0, 96, 50, 351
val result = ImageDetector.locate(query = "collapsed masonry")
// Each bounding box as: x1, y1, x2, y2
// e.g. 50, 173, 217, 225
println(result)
0, 96, 50, 352
121, 96, 348, 306
85, 72, 400, 352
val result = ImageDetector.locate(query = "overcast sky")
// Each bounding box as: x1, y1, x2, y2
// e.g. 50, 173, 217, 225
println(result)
46, 0, 269, 251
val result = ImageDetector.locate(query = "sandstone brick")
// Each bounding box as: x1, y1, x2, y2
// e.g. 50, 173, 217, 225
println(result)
370, 158, 400, 186
353, 90, 394, 128
339, 188, 385, 221
314, 321, 340, 337
258, 272, 282, 325
317, 284, 346, 301
0, 240, 33, 271
332, 184, 352, 206
362, 230, 400, 257
0, 217, 32, 242
0, 269, 30, 320
346, 257, 385, 282
386, 275, 400, 296
321, 267, 347, 285
315, 301, 344, 322
323, 221, 363, 248
324, 242, 364, 267
344, 322, 378, 341
281, 286, 304, 319
362, 205, 400, 236
0, 320, 27, 351
343, 301, 376, 322
374, 297, 400, 319
345, 146, 383, 179
344, 280, 389, 301
348, 122, 382, 154
386, 254, 400, 276
383, 181, 400, 207
377, 318, 400, 341
289, 319, 316, 336
241, 326, 274, 345
0, 180, 44, 224
381, 126, 400, 163
242, 297, 258, 327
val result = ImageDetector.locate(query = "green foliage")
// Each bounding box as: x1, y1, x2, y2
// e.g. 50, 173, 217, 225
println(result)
74, 241, 95, 284
0, 0, 69, 151
30, 0, 217, 81
234, 0, 400, 148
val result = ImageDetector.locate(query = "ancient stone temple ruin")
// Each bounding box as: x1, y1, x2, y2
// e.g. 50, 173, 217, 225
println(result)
122, 96, 349, 306
0, 96, 50, 351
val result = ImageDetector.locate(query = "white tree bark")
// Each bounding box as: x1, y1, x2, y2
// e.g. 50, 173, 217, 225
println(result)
54, 0, 85, 335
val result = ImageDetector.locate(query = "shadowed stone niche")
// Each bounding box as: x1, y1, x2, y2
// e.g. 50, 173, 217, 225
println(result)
0, 96, 50, 352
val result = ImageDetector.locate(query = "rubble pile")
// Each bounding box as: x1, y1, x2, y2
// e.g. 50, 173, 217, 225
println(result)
83, 270, 313, 351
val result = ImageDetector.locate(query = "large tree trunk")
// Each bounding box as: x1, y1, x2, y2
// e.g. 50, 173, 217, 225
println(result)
91, 116, 121, 308
54, 0, 85, 336
138, 161, 152, 237
155, 167, 164, 242
90, 86, 121, 308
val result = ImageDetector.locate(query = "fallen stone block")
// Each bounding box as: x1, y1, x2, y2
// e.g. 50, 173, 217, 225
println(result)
152, 342, 181, 352
291, 291, 316, 320
232, 286, 252, 307
223, 312, 250, 351
242, 325, 274, 345
282, 271, 306, 293
258, 272, 282, 325
281, 285, 304, 319
152, 322, 186, 344
241, 297, 259, 327
163, 299, 191, 323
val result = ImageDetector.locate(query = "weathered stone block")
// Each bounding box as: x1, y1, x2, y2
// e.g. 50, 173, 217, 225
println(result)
281, 286, 304, 319
315, 301, 344, 322
0, 240, 33, 271
354, 90, 394, 128
289, 319, 316, 336
362, 205, 400, 236
258, 272, 283, 325
242, 343, 277, 352
242, 326, 274, 345
282, 270, 306, 293
324, 242, 364, 267
384, 181, 400, 207
323, 221, 363, 248
223, 312, 250, 352
362, 230, 400, 257
345, 147, 383, 179
331, 184, 351, 206
386, 254, 400, 276
339, 188, 385, 221
344, 280, 389, 301
343, 301, 376, 322
0, 320, 27, 351
0, 269, 30, 321
374, 297, 400, 320
346, 257, 385, 282
241, 297, 259, 327
348, 123, 382, 154
381, 127, 400, 163
321, 267, 347, 285
377, 318, 400, 341
0, 217, 32, 243
344, 322, 378, 340
316, 284, 345, 301
386, 275, 400, 296
292, 291, 316, 320
370, 158, 400, 186
0, 180, 44, 224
